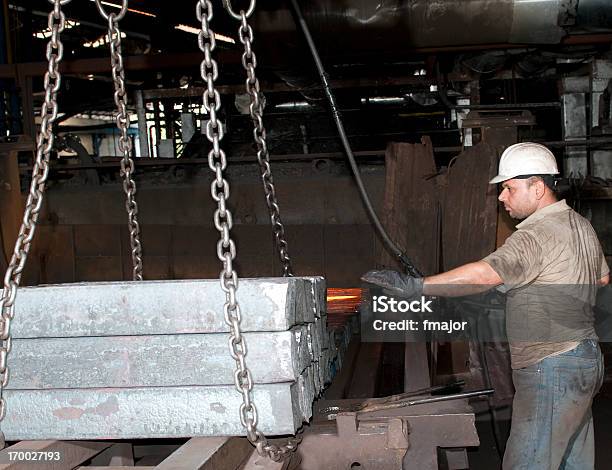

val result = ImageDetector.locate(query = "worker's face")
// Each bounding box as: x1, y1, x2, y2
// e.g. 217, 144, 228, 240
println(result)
498, 178, 539, 219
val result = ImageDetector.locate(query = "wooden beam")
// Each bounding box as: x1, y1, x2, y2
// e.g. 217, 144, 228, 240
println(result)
88, 443, 134, 467
78, 468, 153, 470
0, 136, 28, 265
141, 73, 470, 99
0, 52, 241, 79
240, 449, 300, 470
0, 440, 111, 470
156, 437, 252, 470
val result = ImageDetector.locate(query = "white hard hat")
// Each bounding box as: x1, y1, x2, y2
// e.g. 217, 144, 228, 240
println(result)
489, 142, 559, 184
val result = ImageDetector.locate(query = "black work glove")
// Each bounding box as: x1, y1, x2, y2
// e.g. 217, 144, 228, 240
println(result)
361, 270, 424, 298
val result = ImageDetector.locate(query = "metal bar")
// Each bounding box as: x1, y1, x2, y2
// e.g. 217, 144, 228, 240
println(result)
17, 145, 466, 173
141, 73, 471, 99
355, 380, 467, 413
17, 151, 387, 171
321, 381, 468, 415
453, 102, 560, 109
16, 75, 35, 140
12, 278, 322, 338
9, 329, 313, 389
535, 137, 612, 148
330, 390, 494, 416
3, 381, 312, 440
135, 90, 149, 158
155, 437, 253, 470
407, 389, 495, 406
302, 276, 326, 320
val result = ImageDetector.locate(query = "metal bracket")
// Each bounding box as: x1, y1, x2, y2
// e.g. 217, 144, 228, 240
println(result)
296, 412, 409, 469
462, 110, 536, 129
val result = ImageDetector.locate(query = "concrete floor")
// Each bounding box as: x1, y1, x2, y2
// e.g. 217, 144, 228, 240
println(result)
466, 385, 612, 469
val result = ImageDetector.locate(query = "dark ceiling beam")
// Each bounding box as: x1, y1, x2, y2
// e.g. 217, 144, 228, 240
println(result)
2, 32, 610, 81
141, 72, 475, 97
0, 50, 242, 79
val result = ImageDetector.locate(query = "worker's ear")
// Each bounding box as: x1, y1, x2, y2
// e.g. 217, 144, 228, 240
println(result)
535, 178, 547, 199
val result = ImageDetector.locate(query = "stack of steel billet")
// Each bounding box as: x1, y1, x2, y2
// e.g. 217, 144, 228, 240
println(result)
3, 277, 342, 440
325, 308, 360, 378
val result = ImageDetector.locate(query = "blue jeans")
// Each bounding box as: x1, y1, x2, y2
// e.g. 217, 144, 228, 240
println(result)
502, 339, 604, 470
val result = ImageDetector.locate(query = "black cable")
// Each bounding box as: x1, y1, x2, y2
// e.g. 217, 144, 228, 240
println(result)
288, 0, 421, 277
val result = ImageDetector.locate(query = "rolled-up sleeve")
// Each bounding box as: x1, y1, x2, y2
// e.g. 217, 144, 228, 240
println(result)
482, 231, 543, 288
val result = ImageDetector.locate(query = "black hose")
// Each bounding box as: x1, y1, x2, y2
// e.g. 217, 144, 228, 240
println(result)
288, 0, 422, 278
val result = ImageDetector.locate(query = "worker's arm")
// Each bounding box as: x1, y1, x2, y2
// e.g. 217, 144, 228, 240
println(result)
423, 261, 503, 297
362, 261, 503, 298
599, 274, 610, 286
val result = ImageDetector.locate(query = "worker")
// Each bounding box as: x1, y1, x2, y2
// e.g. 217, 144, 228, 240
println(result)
362, 142, 610, 470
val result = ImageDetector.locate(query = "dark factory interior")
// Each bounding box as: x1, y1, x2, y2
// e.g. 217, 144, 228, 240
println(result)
1, 1, 612, 469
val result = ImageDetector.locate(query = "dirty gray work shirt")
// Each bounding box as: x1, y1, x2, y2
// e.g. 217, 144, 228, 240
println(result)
482, 199, 609, 369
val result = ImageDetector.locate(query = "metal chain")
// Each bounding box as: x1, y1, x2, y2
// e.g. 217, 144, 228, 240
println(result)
0, 0, 71, 447
96, 0, 144, 280
197, 0, 300, 461
236, 8, 293, 277
222, 0, 255, 20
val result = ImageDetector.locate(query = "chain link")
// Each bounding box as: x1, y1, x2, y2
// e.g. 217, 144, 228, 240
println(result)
197, 0, 300, 461
221, 0, 255, 20
237, 11, 293, 277
0, 0, 71, 447
94, 0, 128, 21
101, 0, 144, 281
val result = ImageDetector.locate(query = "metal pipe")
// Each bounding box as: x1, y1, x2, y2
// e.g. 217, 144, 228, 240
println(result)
255, 0, 612, 61
456, 102, 561, 109
406, 388, 495, 406
320, 380, 467, 415
324, 388, 495, 418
